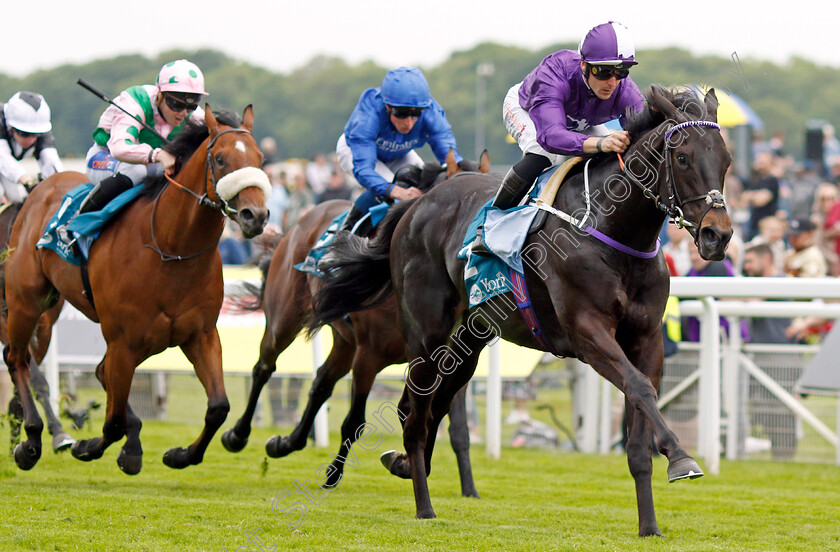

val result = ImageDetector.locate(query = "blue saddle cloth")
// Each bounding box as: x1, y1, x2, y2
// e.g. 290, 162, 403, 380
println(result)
295, 202, 391, 278
36, 183, 145, 266
457, 166, 561, 307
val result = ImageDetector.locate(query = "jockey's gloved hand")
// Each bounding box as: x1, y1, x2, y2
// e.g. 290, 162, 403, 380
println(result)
20, 176, 36, 193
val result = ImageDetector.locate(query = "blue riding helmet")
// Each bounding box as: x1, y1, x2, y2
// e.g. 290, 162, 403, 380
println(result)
579, 21, 638, 66
380, 67, 432, 108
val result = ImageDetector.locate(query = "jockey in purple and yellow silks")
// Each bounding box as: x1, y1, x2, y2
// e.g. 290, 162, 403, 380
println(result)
80, 59, 208, 214
335, 66, 463, 231
472, 21, 645, 255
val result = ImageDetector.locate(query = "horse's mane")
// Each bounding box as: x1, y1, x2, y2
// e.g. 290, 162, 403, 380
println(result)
139, 109, 243, 199
623, 86, 708, 138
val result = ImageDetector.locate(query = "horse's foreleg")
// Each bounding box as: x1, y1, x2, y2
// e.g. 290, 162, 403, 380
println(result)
266, 330, 354, 459
321, 346, 379, 489
165, 329, 229, 469
624, 396, 660, 536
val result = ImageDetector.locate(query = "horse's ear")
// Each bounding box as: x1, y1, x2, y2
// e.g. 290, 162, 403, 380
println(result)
242, 104, 255, 132
205, 104, 220, 137
648, 85, 680, 121
479, 149, 491, 174
704, 88, 720, 123
446, 148, 458, 178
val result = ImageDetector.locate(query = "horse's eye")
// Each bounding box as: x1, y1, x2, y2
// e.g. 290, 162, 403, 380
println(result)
215, 153, 225, 167
676, 152, 689, 167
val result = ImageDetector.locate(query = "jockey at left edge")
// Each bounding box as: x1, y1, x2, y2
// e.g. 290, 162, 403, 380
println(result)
0, 91, 63, 204
80, 59, 208, 214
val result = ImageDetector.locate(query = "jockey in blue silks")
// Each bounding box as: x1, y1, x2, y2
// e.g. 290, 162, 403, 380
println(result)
472, 21, 646, 255
335, 66, 463, 232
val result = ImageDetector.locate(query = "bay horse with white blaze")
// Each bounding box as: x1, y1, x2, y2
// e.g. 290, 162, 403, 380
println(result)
221, 151, 489, 496
311, 86, 732, 536
3, 105, 269, 474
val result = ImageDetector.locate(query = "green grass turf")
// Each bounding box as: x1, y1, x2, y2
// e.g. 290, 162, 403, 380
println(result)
1, 392, 839, 552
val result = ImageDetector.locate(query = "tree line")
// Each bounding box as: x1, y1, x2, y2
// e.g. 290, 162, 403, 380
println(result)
1, 43, 836, 167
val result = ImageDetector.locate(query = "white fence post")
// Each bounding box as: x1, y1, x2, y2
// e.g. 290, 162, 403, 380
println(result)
310, 331, 329, 447
485, 340, 501, 459
723, 315, 743, 461
45, 327, 60, 416
697, 296, 721, 475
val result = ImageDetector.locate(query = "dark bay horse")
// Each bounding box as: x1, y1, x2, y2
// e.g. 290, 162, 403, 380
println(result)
311, 86, 733, 536
221, 150, 490, 495
3, 105, 270, 473
0, 203, 73, 453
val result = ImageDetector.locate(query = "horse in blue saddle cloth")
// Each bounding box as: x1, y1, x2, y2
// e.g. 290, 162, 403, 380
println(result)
310, 86, 733, 537
221, 151, 490, 495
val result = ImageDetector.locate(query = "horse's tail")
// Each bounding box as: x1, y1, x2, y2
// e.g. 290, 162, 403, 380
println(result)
308, 200, 413, 332
230, 254, 272, 312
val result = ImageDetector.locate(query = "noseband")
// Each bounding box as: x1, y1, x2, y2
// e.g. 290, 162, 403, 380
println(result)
165, 127, 255, 217
630, 120, 726, 234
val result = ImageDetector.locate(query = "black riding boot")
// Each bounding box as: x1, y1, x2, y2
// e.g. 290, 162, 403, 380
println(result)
79, 173, 134, 214
471, 153, 551, 257
337, 205, 366, 235
471, 169, 535, 256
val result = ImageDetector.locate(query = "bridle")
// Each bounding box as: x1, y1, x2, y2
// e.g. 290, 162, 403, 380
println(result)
624, 119, 726, 234
148, 127, 256, 262
164, 127, 254, 216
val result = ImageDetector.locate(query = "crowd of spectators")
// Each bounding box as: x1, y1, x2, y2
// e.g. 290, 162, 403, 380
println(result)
663, 124, 840, 346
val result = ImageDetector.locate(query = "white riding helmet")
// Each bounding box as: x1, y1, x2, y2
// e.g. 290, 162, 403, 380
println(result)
156, 59, 209, 96
4, 91, 52, 134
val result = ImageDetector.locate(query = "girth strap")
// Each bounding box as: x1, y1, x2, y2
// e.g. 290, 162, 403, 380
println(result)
508, 269, 562, 358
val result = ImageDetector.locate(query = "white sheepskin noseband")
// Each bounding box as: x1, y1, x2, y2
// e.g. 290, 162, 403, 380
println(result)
215, 166, 271, 202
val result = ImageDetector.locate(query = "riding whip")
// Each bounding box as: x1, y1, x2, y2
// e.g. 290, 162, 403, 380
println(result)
76, 78, 171, 146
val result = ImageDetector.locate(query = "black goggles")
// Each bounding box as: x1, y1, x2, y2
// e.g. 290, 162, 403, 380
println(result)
164, 93, 200, 112
12, 128, 39, 139
388, 106, 424, 119
589, 64, 631, 81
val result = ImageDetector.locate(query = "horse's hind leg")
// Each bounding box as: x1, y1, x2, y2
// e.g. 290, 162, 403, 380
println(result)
4, 337, 44, 469
266, 329, 355, 459
163, 330, 229, 469
71, 349, 135, 465
447, 384, 479, 498
28, 360, 75, 452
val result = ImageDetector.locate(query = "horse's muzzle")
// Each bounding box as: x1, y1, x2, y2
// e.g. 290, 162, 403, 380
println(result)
696, 224, 733, 261
235, 207, 269, 239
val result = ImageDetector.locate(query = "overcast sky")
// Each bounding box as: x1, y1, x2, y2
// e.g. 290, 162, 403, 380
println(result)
4, 1, 833, 77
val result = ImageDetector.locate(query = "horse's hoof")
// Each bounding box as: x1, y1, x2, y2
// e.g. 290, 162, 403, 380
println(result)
380, 450, 411, 479
221, 428, 249, 453
13, 442, 40, 470
416, 509, 437, 520
462, 488, 481, 499
668, 456, 704, 482
117, 449, 143, 475
320, 464, 344, 489
265, 435, 296, 458
70, 439, 103, 462
162, 447, 191, 469
52, 433, 75, 453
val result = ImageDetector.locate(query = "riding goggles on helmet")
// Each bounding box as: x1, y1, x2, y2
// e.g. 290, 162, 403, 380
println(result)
12, 128, 39, 138
388, 106, 424, 119
589, 64, 632, 81
164, 93, 201, 112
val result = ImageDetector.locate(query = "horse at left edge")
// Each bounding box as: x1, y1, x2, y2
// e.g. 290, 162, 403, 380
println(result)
2, 105, 269, 474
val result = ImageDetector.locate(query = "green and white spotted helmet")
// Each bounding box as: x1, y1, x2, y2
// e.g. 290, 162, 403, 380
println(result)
156, 59, 208, 96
